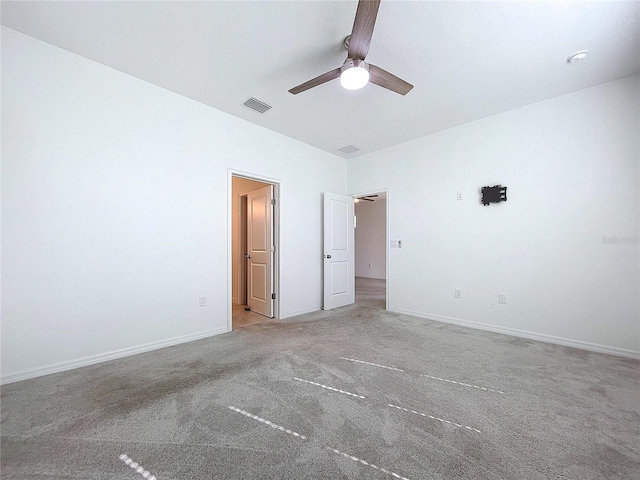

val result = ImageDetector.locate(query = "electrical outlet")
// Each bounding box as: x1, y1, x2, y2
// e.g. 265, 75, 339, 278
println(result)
455, 289, 461, 299
457, 191, 463, 200
498, 293, 507, 304
199, 295, 207, 307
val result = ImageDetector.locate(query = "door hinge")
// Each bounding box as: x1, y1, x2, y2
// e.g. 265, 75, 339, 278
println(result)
271, 199, 275, 205
271, 293, 276, 300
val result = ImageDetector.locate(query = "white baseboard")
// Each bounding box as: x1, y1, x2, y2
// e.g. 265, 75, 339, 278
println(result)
281, 306, 321, 319
1, 327, 229, 385
390, 308, 640, 360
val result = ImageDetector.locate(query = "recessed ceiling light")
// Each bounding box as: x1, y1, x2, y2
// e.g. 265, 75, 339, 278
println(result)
567, 51, 588, 64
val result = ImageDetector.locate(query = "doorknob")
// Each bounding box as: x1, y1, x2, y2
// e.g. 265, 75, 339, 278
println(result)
245, 254, 251, 259
324, 254, 332, 259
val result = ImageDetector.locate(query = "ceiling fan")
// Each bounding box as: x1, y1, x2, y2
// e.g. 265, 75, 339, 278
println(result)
289, 0, 413, 96
355, 195, 378, 202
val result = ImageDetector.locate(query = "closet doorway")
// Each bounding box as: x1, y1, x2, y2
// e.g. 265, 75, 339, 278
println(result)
231, 174, 279, 329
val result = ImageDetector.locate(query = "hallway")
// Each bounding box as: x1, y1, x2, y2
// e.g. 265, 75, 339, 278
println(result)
355, 276, 385, 309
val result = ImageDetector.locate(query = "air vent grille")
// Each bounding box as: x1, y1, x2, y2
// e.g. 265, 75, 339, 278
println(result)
338, 144, 360, 154
243, 97, 272, 114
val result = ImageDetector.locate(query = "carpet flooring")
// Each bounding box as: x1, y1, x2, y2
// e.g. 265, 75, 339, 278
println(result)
355, 277, 386, 310
2, 304, 639, 479
232, 276, 385, 330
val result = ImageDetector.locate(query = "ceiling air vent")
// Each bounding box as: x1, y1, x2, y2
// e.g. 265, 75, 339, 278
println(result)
243, 97, 272, 114
337, 144, 360, 155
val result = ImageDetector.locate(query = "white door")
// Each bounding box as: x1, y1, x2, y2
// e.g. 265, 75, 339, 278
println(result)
323, 193, 355, 310
247, 185, 274, 317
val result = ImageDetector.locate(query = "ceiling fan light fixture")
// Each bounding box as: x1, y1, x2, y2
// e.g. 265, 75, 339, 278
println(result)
288, 1, 413, 96
340, 59, 370, 90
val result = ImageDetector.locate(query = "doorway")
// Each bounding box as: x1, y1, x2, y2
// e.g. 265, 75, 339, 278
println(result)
353, 191, 388, 310
230, 173, 279, 330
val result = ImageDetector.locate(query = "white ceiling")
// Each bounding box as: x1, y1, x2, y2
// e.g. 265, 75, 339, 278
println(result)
2, 1, 639, 159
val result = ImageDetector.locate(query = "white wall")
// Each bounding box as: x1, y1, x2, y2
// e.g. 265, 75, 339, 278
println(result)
355, 199, 386, 279
231, 177, 268, 303
348, 75, 640, 357
1, 28, 346, 382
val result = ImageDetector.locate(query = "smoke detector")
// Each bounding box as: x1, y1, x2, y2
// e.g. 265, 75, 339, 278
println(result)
567, 51, 588, 64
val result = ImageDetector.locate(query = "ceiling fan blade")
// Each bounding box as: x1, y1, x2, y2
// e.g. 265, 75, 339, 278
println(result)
368, 64, 413, 95
289, 68, 341, 95
348, 0, 381, 60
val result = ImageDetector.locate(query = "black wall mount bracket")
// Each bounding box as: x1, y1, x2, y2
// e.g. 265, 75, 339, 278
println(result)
481, 185, 507, 206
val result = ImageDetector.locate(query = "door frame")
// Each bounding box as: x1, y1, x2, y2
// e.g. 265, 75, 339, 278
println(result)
228, 169, 281, 332
350, 187, 390, 311
238, 194, 248, 306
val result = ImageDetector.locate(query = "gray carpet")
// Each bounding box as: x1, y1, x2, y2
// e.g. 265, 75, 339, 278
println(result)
355, 277, 386, 310
2, 305, 639, 479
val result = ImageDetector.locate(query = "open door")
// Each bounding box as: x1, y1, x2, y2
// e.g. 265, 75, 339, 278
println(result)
247, 185, 274, 317
323, 192, 355, 310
